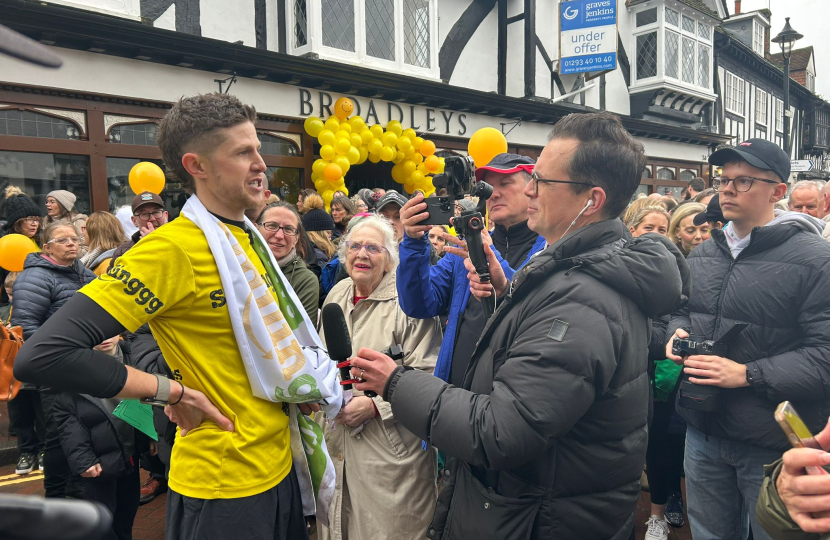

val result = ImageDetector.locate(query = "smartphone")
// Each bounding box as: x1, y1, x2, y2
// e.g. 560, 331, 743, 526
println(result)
421, 196, 455, 226
775, 401, 827, 475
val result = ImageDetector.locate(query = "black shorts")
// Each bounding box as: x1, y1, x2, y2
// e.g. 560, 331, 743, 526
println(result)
165, 467, 309, 540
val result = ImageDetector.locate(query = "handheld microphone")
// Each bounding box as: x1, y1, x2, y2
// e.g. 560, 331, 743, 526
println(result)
321, 304, 355, 390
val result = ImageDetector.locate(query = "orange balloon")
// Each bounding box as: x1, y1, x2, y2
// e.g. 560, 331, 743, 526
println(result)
0, 234, 39, 272
129, 162, 165, 195
424, 155, 440, 173
420, 140, 436, 157
323, 163, 343, 183
468, 127, 508, 167
333, 97, 354, 120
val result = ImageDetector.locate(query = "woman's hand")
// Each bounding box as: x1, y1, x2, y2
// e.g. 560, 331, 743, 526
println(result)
350, 348, 399, 398
335, 396, 376, 427
164, 384, 235, 437
81, 463, 102, 478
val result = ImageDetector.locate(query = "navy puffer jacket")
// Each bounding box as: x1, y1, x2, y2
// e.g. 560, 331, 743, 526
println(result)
11, 253, 96, 340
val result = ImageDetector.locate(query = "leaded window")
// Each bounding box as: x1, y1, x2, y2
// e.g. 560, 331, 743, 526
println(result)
636, 33, 658, 80
109, 123, 158, 146
682, 15, 695, 33
404, 0, 430, 68
681, 37, 695, 84
657, 167, 676, 180
637, 8, 658, 27
665, 31, 679, 79
365, 0, 395, 61
698, 44, 710, 88
0, 109, 81, 140
322, 0, 355, 52
258, 133, 300, 157
698, 22, 711, 40
294, 0, 308, 47
665, 7, 679, 27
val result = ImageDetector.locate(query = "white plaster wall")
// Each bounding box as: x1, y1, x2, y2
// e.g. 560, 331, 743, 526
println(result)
200, 0, 256, 47
42, 0, 141, 20
154, 3, 176, 31
448, 7, 498, 93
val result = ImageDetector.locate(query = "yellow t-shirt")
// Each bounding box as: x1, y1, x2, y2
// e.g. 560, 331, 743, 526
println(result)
81, 216, 292, 499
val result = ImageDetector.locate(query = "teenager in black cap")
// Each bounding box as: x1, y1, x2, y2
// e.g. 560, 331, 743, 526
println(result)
666, 138, 830, 540
692, 193, 726, 231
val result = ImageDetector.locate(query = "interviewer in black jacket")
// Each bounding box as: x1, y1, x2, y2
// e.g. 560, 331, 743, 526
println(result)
53, 335, 143, 540
11, 221, 96, 496
666, 139, 830, 540
347, 113, 689, 540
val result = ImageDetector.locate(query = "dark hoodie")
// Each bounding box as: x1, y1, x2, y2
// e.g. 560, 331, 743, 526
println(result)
383, 218, 689, 540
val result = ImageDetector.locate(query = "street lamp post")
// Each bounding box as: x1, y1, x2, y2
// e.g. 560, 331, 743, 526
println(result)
772, 17, 803, 157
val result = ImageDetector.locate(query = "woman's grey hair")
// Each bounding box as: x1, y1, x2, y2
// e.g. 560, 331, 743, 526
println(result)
337, 214, 399, 272
42, 221, 80, 245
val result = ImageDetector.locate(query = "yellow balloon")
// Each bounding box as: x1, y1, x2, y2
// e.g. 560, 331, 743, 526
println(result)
396, 136, 412, 151
411, 171, 425, 184
335, 138, 351, 155
360, 129, 374, 145
334, 155, 351, 174
368, 152, 381, 163
404, 146, 415, 159
324, 117, 340, 132
0, 234, 38, 272
436, 157, 446, 174
348, 116, 366, 133
386, 120, 403, 137
368, 139, 383, 155
413, 136, 424, 150
350, 133, 363, 148
420, 140, 436, 157
403, 182, 415, 194
312, 159, 328, 176
314, 178, 329, 192
335, 129, 351, 141
380, 146, 395, 162
402, 128, 417, 140
417, 163, 427, 174
468, 127, 508, 167
318, 130, 336, 147
129, 162, 165, 194
391, 164, 406, 184
412, 153, 423, 165
357, 146, 369, 164
382, 132, 398, 147
323, 163, 343, 183
393, 151, 405, 164
338, 185, 349, 197
333, 97, 354, 120
402, 160, 416, 176
311, 172, 319, 182
321, 189, 335, 207
338, 123, 352, 135
304, 117, 324, 137
346, 146, 361, 164
424, 155, 440, 173
320, 144, 336, 161
370, 124, 384, 138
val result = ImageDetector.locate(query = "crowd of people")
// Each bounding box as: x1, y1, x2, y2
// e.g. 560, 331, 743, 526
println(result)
3, 92, 830, 540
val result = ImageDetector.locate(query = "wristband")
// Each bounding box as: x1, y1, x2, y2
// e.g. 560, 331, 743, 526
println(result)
169, 381, 185, 406
140, 374, 172, 407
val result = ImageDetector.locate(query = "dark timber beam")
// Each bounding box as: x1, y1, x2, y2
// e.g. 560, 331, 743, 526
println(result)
524, 0, 535, 97
498, 0, 507, 95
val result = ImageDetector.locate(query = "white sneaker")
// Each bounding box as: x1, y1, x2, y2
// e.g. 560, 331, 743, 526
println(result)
644, 515, 670, 540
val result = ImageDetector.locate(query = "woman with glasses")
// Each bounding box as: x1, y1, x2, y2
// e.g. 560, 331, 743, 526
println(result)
11, 221, 96, 497
318, 215, 442, 540
257, 202, 320, 324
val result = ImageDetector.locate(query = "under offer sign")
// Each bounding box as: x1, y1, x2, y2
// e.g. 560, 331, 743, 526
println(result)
559, 0, 618, 75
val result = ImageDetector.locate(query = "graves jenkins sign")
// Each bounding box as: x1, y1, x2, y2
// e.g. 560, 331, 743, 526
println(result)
559, 0, 618, 75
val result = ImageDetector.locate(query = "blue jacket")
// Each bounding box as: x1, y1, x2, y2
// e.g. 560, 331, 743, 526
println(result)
397, 232, 547, 382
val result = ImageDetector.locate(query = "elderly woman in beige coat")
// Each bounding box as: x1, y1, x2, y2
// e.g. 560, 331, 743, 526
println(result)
318, 215, 442, 540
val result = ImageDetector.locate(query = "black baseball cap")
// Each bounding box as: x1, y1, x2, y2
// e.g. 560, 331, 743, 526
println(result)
376, 190, 408, 213
708, 139, 790, 184
693, 194, 726, 226
474, 153, 535, 181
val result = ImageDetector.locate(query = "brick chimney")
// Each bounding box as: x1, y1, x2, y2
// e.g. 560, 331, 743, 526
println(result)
735, 0, 741, 14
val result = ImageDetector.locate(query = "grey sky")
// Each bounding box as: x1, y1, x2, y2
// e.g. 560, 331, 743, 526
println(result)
740, 0, 828, 99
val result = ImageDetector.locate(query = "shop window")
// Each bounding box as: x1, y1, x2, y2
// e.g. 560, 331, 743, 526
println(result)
258, 133, 300, 156
266, 167, 303, 205
109, 123, 159, 146
0, 151, 91, 217
679, 169, 697, 182
636, 33, 658, 80
656, 167, 675, 180
657, 185, 684, 200
0, 109, 81, 140
642, 165, 653, 178
632, 185, 649, 200
105, 157, 184, 216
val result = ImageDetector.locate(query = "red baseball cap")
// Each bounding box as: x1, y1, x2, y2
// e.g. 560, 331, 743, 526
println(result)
474, 153, 535, 181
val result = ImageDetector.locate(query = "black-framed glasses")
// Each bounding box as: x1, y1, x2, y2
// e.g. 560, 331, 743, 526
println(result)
529, 172, 595, 195
258, 222, 299, 236
18, 216, 41, 225
345, 241, 386, 256
712, 176, 779, 193
134, 209, 165, 221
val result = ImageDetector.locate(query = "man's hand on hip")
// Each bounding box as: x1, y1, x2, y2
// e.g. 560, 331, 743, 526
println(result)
165, 384, 235, 437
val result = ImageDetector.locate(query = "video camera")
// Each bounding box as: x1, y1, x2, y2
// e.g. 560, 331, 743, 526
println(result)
674, 323, 747, 412
423, 156, 496, 319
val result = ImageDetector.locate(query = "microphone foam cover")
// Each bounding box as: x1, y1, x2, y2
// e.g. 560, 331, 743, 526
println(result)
321, 303, 353, 361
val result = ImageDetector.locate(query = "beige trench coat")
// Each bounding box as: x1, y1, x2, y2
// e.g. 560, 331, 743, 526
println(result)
318, 269, 442, 540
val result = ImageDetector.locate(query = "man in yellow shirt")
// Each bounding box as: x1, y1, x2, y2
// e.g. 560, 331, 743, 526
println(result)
15, 93, 330, 539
